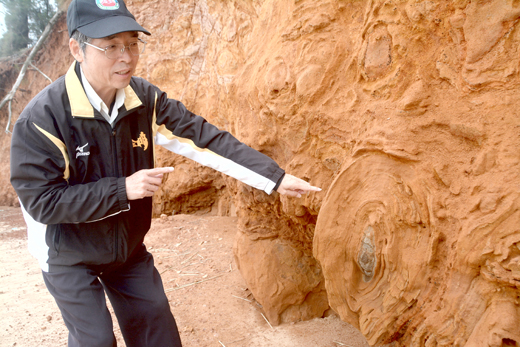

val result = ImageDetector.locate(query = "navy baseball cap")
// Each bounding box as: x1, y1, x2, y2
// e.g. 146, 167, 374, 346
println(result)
67, 0, 151, 38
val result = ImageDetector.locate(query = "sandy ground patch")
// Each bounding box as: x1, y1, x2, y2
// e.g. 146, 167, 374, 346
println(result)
0, 206, 371, 347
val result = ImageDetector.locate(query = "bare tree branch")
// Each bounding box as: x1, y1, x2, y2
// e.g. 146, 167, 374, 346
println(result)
6, 100, 12, 134
30, 62, 53, 84
2, 9, 63, 134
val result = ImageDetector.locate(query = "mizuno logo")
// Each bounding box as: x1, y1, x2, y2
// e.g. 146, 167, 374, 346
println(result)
132, 132, 148, 151
76, 143, 90, 158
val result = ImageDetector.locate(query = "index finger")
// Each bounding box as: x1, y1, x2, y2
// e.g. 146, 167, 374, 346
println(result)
292, 179, 321, 192
147, 167, 174, 175
294, 184, 321, 193
301, 185, 322, 192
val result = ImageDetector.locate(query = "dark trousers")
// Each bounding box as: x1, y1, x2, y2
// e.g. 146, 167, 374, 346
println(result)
42, 245, 182, 347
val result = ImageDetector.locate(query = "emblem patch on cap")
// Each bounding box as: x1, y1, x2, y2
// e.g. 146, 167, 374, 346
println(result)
96, 0, 120, 10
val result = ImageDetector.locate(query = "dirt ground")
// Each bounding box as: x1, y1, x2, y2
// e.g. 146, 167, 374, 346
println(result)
0, 206, 372, 347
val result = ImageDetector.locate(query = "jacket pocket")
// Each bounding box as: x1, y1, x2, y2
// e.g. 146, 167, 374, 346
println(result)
45, 224, 60, 257
47, 220, 116, 267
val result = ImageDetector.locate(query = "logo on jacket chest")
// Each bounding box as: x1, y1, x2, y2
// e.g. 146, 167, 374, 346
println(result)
132, 132, 149, 151
76, 143, 90, 158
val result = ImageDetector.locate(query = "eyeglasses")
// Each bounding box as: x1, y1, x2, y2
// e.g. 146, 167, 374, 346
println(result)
84, 38, 147, 59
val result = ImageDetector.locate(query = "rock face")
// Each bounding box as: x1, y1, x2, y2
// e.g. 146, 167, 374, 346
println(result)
1, 0, 520, 345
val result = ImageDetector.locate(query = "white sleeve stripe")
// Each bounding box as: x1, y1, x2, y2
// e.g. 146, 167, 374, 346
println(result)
154, 131, 276, 194
156, 124, 225, 156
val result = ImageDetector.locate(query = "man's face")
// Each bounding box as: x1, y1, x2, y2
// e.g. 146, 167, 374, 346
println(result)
71, 31, 140, 104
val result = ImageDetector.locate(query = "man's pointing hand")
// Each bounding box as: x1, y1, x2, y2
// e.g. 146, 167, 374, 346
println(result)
125, 167, 174, 200
276, 174, 322, 198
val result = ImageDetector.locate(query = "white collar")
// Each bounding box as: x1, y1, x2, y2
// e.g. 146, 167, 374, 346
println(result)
80, 65, 126, 126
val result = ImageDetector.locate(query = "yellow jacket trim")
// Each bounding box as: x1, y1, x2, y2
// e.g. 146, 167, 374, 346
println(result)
65, 61, 142, 119
33, 122, 70, 181
65, 62, 93, 119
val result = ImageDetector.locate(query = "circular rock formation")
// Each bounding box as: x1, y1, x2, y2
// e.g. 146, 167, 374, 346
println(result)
314, 153, 435, 345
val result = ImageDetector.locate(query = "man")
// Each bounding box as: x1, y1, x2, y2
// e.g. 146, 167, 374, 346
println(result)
9, 0, 320, 346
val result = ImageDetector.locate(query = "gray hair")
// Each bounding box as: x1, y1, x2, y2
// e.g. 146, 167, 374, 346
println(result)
71, 30, 92, 54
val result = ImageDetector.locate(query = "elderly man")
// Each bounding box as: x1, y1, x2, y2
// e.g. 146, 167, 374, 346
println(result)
9, 0, 320, 346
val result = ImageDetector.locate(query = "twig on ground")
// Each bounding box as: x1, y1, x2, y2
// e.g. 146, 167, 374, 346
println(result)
231, 295, 252, 302
160, 255, 176, 259
180, 259, 206, 269
164, 274, 224, 292
260, 312, 274, 330
181, 252, 199, 264
333, 341, 354, 347
160, 267, 171, 275
218, 341, 226, 347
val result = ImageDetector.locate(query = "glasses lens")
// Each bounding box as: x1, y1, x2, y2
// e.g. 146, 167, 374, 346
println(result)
129, 41, 145, 56
105, 44, 124, 59
104, 42, 145, 59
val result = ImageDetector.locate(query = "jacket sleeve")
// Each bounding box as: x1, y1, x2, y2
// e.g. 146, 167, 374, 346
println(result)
10, 115, 128, 225
150, 85, 285, 194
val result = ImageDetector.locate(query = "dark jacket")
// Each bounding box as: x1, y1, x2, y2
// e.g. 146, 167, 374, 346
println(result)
10, 62, 284, 271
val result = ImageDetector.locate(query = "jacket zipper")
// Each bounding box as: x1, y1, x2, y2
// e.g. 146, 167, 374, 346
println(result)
111, 126, 119, 263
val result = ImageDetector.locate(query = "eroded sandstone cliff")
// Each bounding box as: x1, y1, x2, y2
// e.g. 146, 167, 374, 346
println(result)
1, 1, 519, 346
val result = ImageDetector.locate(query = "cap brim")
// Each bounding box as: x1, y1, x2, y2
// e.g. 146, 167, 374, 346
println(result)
77, 16, 151, 38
